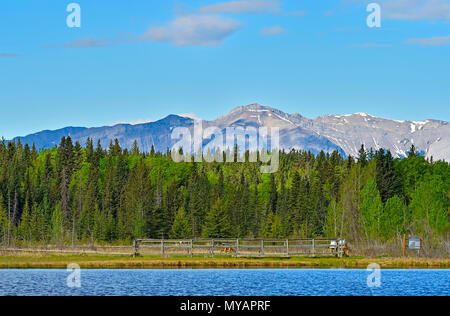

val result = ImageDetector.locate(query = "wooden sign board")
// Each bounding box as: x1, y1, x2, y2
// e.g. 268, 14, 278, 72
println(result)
408, 237, 421, 250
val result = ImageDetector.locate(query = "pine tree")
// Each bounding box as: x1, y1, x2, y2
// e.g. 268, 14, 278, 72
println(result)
150, 144, 155, 157
0, 196, 8, 245
18, 201, 32, 242
93, 205, 107, 242
51, 205, 64, 245
31, 203, 46, 243
202, 199, 232, 238
132, 140, 140, 156
408, 144, 417, 158
375, 149, 403, 203
170, 207, 192, 239
358, 144, 368, 167
268, 174, 278, 214
264, 213, 284, 238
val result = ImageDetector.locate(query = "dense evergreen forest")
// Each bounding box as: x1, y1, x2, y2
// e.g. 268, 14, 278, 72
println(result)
0, 137, 448, 252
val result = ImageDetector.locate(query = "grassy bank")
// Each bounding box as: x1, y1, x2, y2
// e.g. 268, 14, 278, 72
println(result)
0, 251, 449, 269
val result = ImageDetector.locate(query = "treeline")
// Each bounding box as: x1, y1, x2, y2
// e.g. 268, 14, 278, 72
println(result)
0, 137, 448, 249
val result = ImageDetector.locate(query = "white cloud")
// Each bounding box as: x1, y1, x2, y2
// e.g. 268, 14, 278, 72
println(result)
139, 15, 242, 47
260, 25, 287, 35
48, 1, 307, 49
406, 36, 450, 46
200, 0, 280, 14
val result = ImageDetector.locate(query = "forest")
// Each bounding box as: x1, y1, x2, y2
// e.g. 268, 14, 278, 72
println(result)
0, 137, 448, 255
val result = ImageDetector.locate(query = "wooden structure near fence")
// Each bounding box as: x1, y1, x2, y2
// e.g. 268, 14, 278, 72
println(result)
134, 238, 347, 258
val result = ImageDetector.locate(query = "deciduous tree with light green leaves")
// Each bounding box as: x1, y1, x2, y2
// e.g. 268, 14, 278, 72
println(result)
409, 175, 449, 237
360, 178, 383, 239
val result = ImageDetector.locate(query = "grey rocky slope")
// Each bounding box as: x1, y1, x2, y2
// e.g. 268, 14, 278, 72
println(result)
11, 103, 449, 161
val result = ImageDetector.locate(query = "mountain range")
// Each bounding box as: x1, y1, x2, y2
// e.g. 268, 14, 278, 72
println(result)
11, 103, 449, 161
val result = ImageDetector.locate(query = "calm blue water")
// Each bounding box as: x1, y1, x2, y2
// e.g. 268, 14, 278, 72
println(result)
0, 269, 448, 296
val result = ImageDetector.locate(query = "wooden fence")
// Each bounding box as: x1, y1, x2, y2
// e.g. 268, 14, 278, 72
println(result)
134, 238, 346, 257
1, 239, 347, 258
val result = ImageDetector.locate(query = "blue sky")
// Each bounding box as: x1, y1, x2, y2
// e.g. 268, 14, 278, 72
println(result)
1, 0, 449, 139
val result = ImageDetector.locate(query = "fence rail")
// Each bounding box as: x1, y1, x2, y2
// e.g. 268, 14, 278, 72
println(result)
1, 245, 135, 256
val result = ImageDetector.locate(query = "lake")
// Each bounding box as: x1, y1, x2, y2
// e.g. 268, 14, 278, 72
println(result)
0, 269, 448, 296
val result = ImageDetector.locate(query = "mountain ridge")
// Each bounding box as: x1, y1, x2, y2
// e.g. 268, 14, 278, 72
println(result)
9, 103, 449, 161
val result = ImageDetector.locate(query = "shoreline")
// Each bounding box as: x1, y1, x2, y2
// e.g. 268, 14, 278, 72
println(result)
0, 252, 449, 269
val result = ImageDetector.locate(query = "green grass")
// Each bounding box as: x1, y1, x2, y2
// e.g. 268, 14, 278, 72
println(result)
0, 252, 449, 269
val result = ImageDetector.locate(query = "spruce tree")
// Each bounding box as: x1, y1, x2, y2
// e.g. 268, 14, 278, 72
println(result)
51, 205, 64, 245
0, 196, 7, 244
170, 207, 192, 239
358, 144, 368, 167
202, 199, 232, 238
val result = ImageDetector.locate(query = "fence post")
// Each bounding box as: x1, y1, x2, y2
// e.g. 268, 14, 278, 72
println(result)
161, 239, 165, 257
402, 234, 407, 257
133, 239, 139, 257
261, 239, 264, 257
312, 239, 315, 255
190, 239, 193, 257
236, 239, 239, 256
286, 239, 289, 256
211, 239, 215, 257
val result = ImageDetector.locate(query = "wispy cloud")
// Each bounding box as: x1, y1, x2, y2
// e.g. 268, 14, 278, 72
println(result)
333, 27, 361, 32
349, 0, 450, 21
383, 0, 450, 20
199, 0, 280, 14
405, 36, 450, 46
108, 119, 154, 126
0, 53, 19, 58
199, 0, 305, 16
283, 11, 306, 17
47, 1, 305, 49
48, 15, 242, 48
260, 25, 287, 35
137, 15, 242, 47
179, 113, 200, 120
350, 43, 389, 48
46, 37, 113, 49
